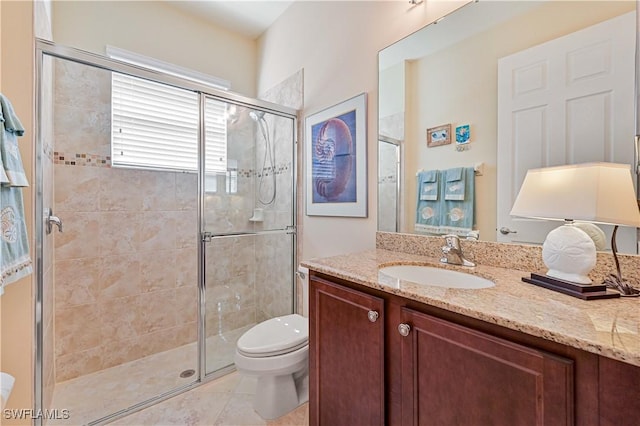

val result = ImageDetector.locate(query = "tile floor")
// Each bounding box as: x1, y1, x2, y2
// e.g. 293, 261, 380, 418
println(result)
48, 325, 306, 425
110, 373, 309, 426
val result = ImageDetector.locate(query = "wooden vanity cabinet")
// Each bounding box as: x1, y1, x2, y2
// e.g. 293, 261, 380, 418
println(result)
399, 307, 573, 425
309, 272, 640, 426
309, 274, 386, 426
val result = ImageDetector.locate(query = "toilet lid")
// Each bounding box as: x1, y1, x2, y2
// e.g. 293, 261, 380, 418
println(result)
237, 314, 308, 357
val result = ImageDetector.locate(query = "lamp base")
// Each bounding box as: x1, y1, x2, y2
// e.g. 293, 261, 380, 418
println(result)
522, 273, 620, 300
542, 224, 597, 284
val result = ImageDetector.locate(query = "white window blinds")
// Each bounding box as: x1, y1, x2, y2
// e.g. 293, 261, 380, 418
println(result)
111, 73, 227, 173
204, 98, 227, 174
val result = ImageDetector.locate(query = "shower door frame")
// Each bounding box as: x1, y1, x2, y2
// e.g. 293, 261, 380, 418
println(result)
199, 92, 299, 378
378, 136, 402, 233
34, 39, 298, 426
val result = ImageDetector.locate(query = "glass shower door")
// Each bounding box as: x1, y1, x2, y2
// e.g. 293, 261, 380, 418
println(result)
378, 138, 400, 232
38, 53, 200, 425
201, 98, 296, 375
36, 41, 298, 425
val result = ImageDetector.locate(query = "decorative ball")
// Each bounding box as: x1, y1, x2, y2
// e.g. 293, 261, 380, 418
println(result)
542, 225, 597, 284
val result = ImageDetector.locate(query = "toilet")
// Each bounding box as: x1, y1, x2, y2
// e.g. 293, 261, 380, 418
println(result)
234, 266, 309, 420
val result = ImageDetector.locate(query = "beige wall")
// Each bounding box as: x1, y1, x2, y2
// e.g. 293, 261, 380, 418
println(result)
0, 1, 35, 424
379, 61, 405, 124
257, 0, 466, 261
52, 0, 258, 96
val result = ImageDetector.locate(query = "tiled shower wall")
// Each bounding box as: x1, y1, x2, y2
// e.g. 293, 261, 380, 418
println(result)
52, 60, 198, 381
203, 105, 297, 335
203, 112, 258, 339
252, 121, 294, 323
256, 70, 302, 321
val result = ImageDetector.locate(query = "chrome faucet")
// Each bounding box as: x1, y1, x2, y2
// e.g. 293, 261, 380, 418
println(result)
440, 234, 475, 267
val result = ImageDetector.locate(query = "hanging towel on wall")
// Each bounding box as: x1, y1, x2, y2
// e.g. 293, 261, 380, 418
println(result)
415, 170, 442, 234
444, 167, 465, 200
440, 166, 475, 236
1, 93, 32, 294
418, 169, 439, 200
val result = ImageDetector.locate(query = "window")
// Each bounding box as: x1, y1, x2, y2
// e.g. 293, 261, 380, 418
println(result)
108, 44, 231, 174
112, 73, 197, 171
111, 74, 229, 176
204, 98, 227, 174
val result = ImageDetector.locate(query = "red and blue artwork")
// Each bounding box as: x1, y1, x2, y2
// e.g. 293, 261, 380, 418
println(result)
311, 110, 357, 203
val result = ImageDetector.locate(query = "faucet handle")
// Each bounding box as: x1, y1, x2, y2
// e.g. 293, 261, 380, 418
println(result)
443, 234, 461, 249
440, 245, 452, 263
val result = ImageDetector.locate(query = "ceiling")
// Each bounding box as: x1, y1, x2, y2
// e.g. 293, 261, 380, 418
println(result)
165, 1, 295, 39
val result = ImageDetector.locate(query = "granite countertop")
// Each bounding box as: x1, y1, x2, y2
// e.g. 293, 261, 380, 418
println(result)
301, 249, 640, 367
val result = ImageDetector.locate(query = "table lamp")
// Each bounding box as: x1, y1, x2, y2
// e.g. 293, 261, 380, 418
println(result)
510, 162, 640, 299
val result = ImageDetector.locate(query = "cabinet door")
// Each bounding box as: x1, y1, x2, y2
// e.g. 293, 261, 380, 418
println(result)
400, 307, 574, 426
309, 277, 385, 426
598, 356, 640, 426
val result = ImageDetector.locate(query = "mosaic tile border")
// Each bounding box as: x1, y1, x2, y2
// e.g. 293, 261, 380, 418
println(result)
240, 162, 292, 178
54, 152, 111, 167
53, 154, 292, 177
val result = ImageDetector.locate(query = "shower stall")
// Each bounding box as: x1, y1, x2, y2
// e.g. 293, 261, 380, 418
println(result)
34, 40, 297, 425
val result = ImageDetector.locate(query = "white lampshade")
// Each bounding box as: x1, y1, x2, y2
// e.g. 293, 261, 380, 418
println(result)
510, 162, 640, 286
510, 162, 640, 227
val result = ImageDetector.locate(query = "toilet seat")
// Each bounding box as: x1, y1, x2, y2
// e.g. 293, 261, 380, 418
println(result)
237, 314, 308, 358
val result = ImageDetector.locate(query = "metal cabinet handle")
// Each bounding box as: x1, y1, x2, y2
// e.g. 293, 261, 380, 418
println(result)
398, 323, 411, 337
499, 227, 517, 235
368, 310, 379, 323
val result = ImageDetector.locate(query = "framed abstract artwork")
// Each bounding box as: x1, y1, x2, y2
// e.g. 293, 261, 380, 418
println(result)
305, 93, 367, 217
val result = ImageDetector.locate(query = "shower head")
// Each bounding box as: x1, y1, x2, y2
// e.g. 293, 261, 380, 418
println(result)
249, 110, 266, 122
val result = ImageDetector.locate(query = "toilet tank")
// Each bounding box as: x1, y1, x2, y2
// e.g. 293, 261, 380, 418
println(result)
297, 266, 309, 317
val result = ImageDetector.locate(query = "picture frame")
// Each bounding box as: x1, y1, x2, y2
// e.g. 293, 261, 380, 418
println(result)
426, 123, 452, 147
305, 93, 367, 217
455, 124, 470, 145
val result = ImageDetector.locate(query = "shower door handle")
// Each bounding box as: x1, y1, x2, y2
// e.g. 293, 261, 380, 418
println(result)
201, 231, 258, 242
45, 208, 63, 234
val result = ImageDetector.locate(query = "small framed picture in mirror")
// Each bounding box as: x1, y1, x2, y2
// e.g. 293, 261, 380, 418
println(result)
427, 124, 451, 147
456, 124, 470, 145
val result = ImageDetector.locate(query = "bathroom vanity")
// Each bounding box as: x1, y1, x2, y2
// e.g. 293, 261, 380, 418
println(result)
303, 248, 640, 426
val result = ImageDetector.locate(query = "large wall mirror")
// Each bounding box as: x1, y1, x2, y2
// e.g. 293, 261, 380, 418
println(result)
378, 0, 639, 254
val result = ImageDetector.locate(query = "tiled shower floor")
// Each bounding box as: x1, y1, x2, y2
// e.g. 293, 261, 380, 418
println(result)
48, 325, 306, 425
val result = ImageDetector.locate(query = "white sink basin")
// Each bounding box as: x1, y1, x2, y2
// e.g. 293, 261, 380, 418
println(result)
378, 265, 494, 289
